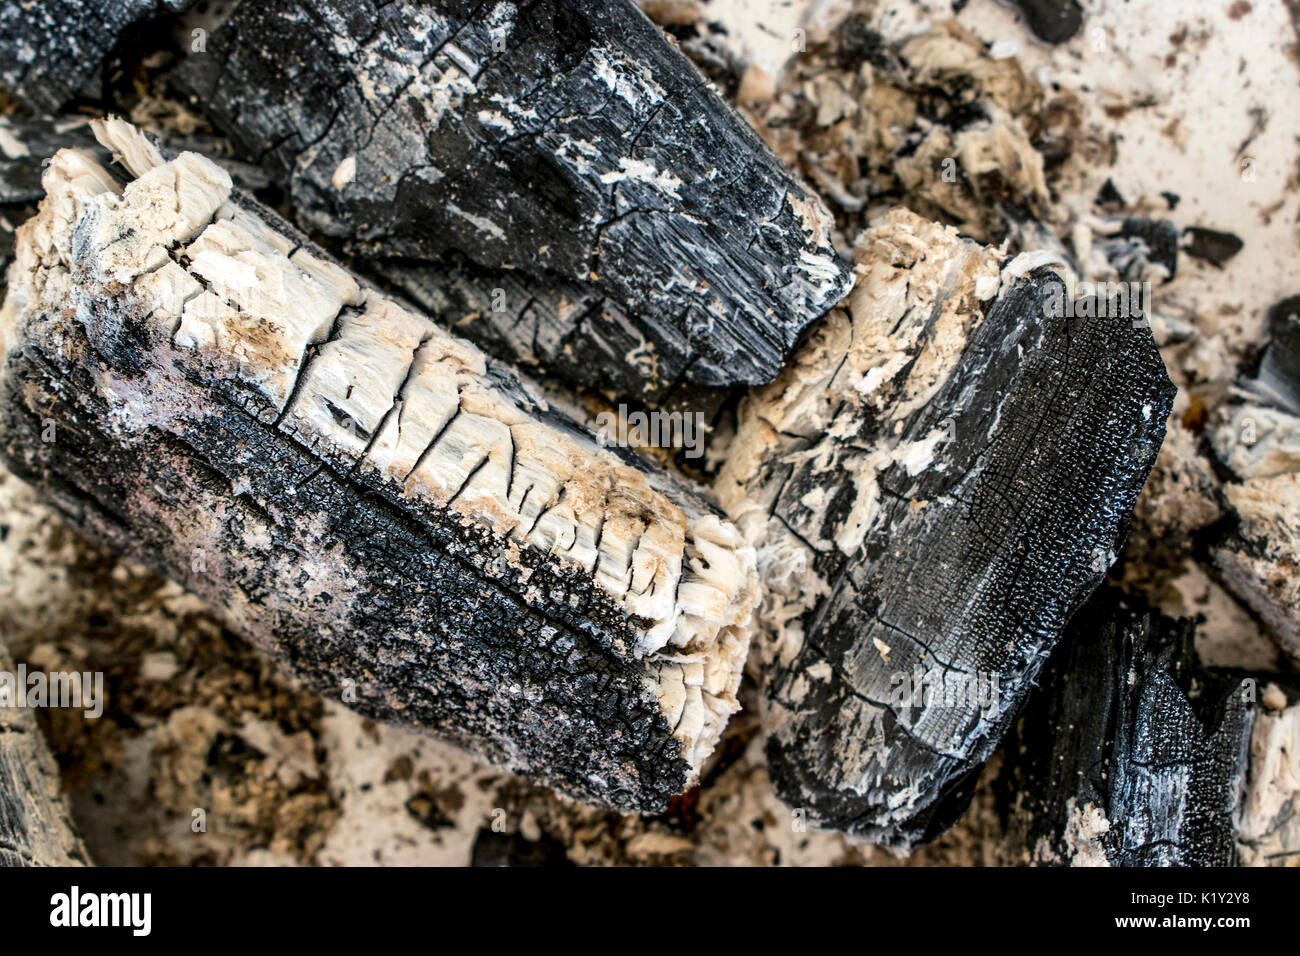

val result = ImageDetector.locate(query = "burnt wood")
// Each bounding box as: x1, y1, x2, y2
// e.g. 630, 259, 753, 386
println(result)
998, 588, 1255, 866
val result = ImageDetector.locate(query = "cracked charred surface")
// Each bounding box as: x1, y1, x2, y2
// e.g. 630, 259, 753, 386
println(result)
0, 120, 757, 813
998, 588, 1254, 867
0, 0, 194, 113
1208, 298, 1300, 664
0, 641, 91, 866
715, 208, 1175, 848
166, 0, 853, 400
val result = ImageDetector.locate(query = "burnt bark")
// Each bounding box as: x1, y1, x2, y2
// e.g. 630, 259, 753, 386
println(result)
998, 587, 1255, 866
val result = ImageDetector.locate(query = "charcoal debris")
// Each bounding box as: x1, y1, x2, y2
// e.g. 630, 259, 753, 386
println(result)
1183, 226, 1245, 268
1008, 0, 1085, 45
1097, 218, 1180, 283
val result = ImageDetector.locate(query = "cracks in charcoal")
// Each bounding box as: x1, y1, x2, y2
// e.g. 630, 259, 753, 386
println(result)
258, 83, 359, 174
662, 345, 703, 395
624, 93, 672, 155
773, 512, 823, 556
352, 332, 432, 473
769, 463, 795, 519
866, 609, 983, 681
515, 482, 535, 523
503, 426, 517, 502
354, 0, 491, 157
670, 682, 690, 736
453, 0, 543, 86
628, 73, 711, 157
874, 480, 918, 507
508, 294, 537, 329
590, 510, 606, 579
526, 485, 565, 538
670, 563, 683, 619
803, 562, 991, 713
446, 453, 490, 508
621, 531, 645, 597
551, 519, 578, 557
807, 656, 965, 761
273, 301, 360, 429
528, 310, 544, 364
72, 324, 663, 707
405, 396, 465, 482
758, 413, 819, 448
588, 167, 657, 278
292, 462, 327, 493
826, 324, 857, 392
566, 294, 607, 334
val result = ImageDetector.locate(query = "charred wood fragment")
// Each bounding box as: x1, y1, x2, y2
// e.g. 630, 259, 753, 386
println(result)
0, 642, 91, 867
715, 208, 1175, 848
1207, 297, 1300, 662
998, 587, 1254, 867
0, 120, 758, 813
1008, 0, 1085, 45
0, 0, 193, 113
1237, 678, 1300, 866
1183, 226, 1244, 268
163, 0, 854, 400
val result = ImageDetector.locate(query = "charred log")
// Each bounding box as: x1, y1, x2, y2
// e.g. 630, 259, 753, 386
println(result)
0, 120, 758, 814
161, 0, 854, 400
0, 1, 853, 401
715, 208, 1175, 848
